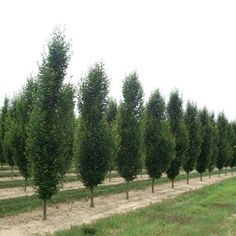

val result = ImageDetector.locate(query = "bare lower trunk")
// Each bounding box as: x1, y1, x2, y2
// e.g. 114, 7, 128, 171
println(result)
187, 173, 189, 184
200, 173, 202, 181
151, 178, 155, 193
43, 199, 47, 220
225, 167, 227, 176
126, 181, 130, 199
24, 177, 27, 192
218, 170, 221, 177
1, 163, 3, 172
209, 171, 211, 179
60, 178, 64, 189
231, 168, 233, 175
171, 179, 174, 188
90, 187, 94, 208
11, 166, 13, 179
109, 171, 111, 182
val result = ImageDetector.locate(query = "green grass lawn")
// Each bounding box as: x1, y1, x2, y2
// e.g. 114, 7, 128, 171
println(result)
54, 177, 236, 236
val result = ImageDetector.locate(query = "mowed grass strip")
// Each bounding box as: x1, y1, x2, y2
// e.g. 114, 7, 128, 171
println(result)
0, 170, 234, 218
54, 177, 236, 236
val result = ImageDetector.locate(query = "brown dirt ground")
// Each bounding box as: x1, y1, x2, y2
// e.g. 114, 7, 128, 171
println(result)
0, 174, 234, 236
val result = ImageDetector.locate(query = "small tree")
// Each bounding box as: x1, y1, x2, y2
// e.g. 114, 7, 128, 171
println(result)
106, 98, 118, 181
144, 90, 175, 193
216, 113, 228, 177
0, 97, 9, 171
117, 72, 143, 199
208, 114, 219, 178
230, 123, 236, 174
78, 63, 110, 207
183, 102, 202, 184
27, 28, 71, 219
196, 108, 212, 181
166, 90, 188, 188
58, 83, 75, 187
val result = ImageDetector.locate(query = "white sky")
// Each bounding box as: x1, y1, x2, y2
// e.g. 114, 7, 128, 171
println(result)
0, 0, 236, 120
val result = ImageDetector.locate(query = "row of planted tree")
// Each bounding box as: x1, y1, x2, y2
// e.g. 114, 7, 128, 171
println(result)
0, 29, 236, 220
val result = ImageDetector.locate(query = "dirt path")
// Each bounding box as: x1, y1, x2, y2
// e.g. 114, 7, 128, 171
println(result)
0, 174, 234, 236
0, 175, 149, 200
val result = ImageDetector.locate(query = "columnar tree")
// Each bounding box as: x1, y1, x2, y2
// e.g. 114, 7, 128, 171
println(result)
0, 97, 9, 171
144, 90, 175, 193
13, 79, 37, 191
216, 113, 228, 177
78, 63, 110, 207
230, 122, 236, 174
117, 72, 143, 199
166, 90, 189, 188
106, 98, 118, 181
183, 102, 202, 184
208, 114, 219, 178
225, 123, 234, 175
58, 83, 75, 187
3, 99, 17, 178
27, 29, 71, 219
196, 108, 212, 181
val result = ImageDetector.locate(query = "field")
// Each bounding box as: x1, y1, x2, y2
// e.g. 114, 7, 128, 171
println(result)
0, 169, 235, 235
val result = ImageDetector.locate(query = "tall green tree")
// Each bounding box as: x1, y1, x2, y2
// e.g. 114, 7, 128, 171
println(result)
117, 72, 143, 199
78, 63, 110, 207
196, 108, 212, 181
0, 97, 9, 171
216, 113, 228, 177
183, 102, 202, 184
208, 114, 219, 178
230, 122, 236, 174
27, 29, 71, 220
106, 98, 118, 181
144, 90, 175, 193
58, 83, 75, 187
166, 90, 189, 188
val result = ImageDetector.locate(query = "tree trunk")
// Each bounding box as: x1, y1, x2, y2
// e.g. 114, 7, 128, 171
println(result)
11, 166, 13, 179
60, 178, 64, 189
187, 173, 189, 184
209, 171, 211, 179
171, 179, 174, 188
231, 168, 233, 175
1, 163, 3, 172
200, 173, 202, 181
126, 181, 130, 199
43, 199, 47, 220
90, 187, 94, 208
109, 171, 111, 182
24, 177, 27, 192
218, 170, 220, 177
225, 167, 227, 176
151, 178, 155, 193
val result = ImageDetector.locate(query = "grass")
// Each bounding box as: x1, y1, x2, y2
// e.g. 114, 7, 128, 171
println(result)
54, 176, 236, 236
0, 169, 233, 218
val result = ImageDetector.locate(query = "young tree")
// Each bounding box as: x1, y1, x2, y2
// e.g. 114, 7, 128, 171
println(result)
183, 102, 202, 184
0, 98, 9, 171
196, 108, 212, 181
106, 98, 118, 181
58, 83, 75, 187
230, 122, 236, 174
216, 113, 228, 177
144, 90, 175, 193
208, 114, 219, 178
27, 29, 71, 220
166, 90, 189, 188
117, 72, 143, 199
78, 63, 110, 207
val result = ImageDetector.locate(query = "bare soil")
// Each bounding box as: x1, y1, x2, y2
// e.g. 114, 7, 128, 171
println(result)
0, 174, 234, 236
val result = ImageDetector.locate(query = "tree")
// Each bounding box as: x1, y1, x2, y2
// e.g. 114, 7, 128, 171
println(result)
166, 90, 188, 188
230, 122, 236, 174
78, 63, 110, 207
183, 102, 202, 184
27, 28, 71, 220
216, 113, 228, 177
208, 114, 219, 178
3, 99, 17, 178
106, 98, 118, 181
144, 90, 175, 193
196, 108, 212, 181
117, 72, 143, 199
12, 79, 37, 191
58, 83, 75, 187
0, 97, 9, 171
